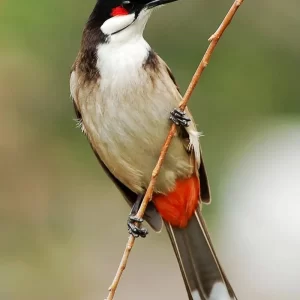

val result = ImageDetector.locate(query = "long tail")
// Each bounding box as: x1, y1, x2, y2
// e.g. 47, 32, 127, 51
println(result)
165, 209, 237, 300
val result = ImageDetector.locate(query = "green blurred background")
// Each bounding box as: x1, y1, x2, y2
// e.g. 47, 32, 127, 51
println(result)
1, 0, 300, 299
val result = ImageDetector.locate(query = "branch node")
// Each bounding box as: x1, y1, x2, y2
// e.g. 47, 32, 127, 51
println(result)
236, 0, 243, 7
208, 33, 220, 42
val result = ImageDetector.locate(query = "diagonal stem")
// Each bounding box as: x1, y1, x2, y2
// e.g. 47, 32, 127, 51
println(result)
105, 1, 244, 299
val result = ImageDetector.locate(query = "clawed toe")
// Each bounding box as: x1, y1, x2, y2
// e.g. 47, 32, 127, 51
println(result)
170, 108, 191, 127
127, 216, 148, 238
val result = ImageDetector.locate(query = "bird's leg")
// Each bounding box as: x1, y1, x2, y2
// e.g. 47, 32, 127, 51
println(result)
127, 194, 148, 238
170, 108, 191, 127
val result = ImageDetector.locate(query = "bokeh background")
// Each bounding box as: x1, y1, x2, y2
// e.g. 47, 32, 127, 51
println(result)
1, 0, 300, 299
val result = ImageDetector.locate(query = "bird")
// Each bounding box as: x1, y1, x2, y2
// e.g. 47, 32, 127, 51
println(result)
70, 0, 237, 299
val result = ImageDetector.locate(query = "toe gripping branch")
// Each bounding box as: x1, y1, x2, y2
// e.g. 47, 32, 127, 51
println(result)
127, 216, 148, 238
127, 195, 148, 238
170, 108, 191, 127
126, 108, 190, 239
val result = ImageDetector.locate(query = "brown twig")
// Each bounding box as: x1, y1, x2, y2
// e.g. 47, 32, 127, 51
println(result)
106, 0, 243, 299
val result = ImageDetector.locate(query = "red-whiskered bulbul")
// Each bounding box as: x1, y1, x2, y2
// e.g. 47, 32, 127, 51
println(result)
70, 0, 237, 299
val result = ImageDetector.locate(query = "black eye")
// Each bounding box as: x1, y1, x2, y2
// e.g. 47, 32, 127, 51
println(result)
122, 0, 134, 11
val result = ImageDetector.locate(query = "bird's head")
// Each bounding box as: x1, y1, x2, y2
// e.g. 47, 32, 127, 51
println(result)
87, 0, 178, 42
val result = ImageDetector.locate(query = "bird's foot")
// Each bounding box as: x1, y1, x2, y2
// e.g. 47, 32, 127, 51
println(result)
170, 108, 191, 127
127, 216, 148, 238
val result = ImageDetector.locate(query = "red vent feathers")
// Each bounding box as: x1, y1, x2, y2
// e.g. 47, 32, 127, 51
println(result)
111, 6, 129, 17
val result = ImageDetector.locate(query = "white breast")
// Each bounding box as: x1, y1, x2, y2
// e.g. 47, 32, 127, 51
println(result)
97, 37, 151, 97
74, 37, 194, 194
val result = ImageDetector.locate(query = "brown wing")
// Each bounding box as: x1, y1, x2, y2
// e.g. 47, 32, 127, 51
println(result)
72, 98, 163, 231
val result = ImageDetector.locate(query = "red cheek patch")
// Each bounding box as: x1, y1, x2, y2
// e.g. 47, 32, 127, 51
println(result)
111, 6, 129, 17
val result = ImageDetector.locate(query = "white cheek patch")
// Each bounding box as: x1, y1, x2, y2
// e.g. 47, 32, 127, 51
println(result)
101, 14, 135, 35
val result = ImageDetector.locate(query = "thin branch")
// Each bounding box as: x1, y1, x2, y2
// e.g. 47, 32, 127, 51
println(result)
106, 0, 243, 299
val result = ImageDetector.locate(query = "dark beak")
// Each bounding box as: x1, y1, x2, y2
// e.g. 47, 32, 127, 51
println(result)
146, 0, 178, 9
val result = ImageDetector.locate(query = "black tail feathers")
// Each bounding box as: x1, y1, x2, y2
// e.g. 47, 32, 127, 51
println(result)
165, 209, 237, 300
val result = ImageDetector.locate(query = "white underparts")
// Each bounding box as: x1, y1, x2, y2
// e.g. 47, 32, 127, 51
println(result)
72, 8, 201, 194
